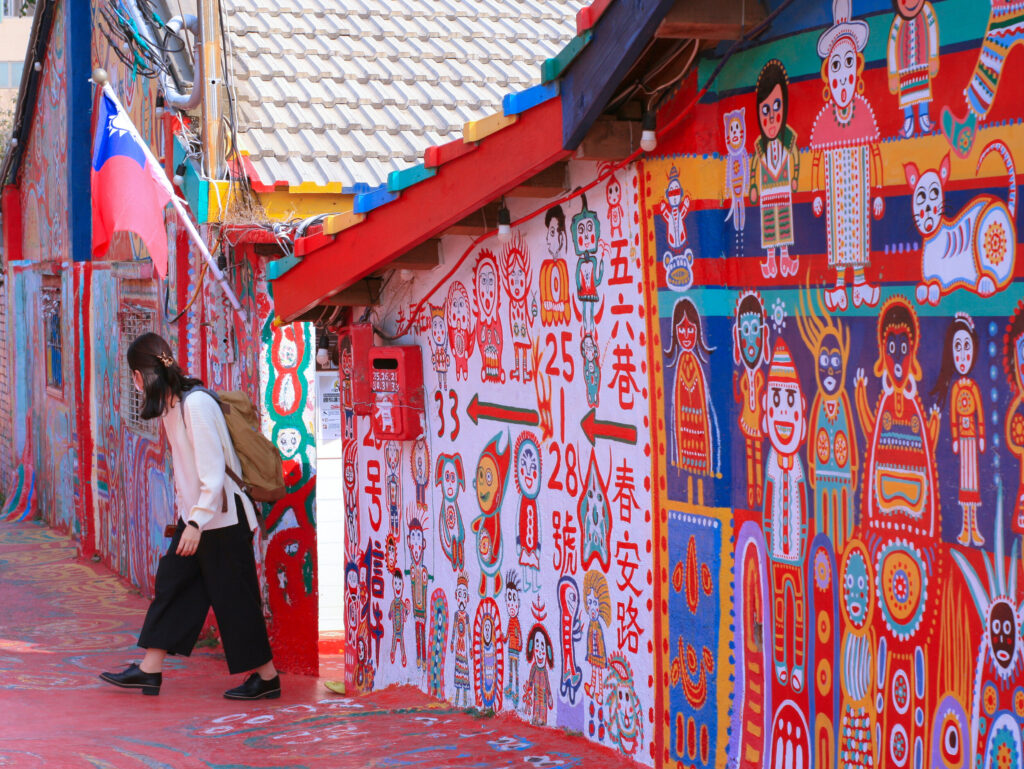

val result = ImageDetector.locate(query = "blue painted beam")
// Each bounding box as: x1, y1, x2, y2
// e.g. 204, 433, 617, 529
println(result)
352, 184, 399, 214
267, 254, 301, 280
387, 164, 436, 192
502, 81, 560, 116
67, 1, 92, 262
559, 0, 677, 150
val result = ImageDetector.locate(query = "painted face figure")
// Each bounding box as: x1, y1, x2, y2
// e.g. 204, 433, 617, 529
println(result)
343, 459, 357, 492
989, 600, 1017, 668
817, 331, 844, 397
477, 260, 498, 318
842, 548, 871, 629
827, 37, 857, 109
516, 439, 541, 499
277, 427, 301, 458
533, 632, 548, 669
758, 83, 784, 141
456, 581, 469, 611
430, 313, 447, 347
441, 462, 460, 501
393, 571, 403, 597
767, 380, 805, 455
666, 176, 683, 210
726, 114, 745, 151
482, 614, 494, 646
581, 333, 599, 364
508, 259, 528, 302
447, 282, 472, 338
738, 311, 764, 369
506, 584, 520, 618
546, 218, 563, 258
896, 0, 925, 18
614, 682, 638, 736
676, 315, 697, 353
385, 441, 401, 470
277, 330, 299, 367
476, 454, 500, 514
884, 326, 912, 387
586, 589, 600, 621
408, 524, 424, 565
606, 176, 621, 207
386, 536, 398, 572
575, 213, 598, 255
953, 328, 974, 376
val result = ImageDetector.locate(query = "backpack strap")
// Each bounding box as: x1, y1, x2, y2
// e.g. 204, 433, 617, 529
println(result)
180, 387, 230, 513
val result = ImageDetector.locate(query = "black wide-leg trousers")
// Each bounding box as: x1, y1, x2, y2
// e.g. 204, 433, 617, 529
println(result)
137, 497, 273, 674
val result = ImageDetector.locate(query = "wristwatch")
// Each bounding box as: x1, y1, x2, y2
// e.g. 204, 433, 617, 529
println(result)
187, 520, 199, 529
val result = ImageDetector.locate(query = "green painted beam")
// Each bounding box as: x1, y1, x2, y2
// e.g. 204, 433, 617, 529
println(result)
541, 31, 593, 84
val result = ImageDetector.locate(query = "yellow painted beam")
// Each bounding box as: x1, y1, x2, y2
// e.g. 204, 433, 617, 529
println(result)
323, 210, 366, 235
463, 111, 518, 143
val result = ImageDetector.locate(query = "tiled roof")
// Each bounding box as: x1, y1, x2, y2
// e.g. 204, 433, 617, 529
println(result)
224, 0, 586, 190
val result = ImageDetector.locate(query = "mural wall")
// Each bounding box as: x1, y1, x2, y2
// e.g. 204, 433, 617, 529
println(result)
643, 1, 1024, 768
348, 163, 656, 761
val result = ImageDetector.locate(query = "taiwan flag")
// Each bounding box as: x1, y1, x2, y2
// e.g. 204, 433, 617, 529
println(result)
91, 90, 173, 277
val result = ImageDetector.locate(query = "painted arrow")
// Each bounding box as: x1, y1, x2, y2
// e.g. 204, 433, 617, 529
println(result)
466, 393, 540, 426
580, 408, 637, 445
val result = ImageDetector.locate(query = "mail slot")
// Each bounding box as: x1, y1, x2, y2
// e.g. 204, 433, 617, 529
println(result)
369, 346, 424, 440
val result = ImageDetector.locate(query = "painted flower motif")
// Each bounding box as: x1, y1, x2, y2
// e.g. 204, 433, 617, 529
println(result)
1011, 413, 1024, 446
814, 549, 831, 590
771, 297, 786, 334
984, 221, 1007, 266
983, 683, 999, 715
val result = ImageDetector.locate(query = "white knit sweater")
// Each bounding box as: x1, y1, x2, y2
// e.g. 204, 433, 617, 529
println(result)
161, 389, 259, 532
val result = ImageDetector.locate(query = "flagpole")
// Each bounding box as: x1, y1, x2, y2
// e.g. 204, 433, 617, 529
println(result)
97, 80, 245, 320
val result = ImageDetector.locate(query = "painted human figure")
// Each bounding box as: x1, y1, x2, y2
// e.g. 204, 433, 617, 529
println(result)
887, 0, 939, 138
557, 575, 583, 704
602, 654, 645, 757
854, 296, 942, 769
581, 330, 600, 408
951, 496, 1024, 769
732, 290, 769, 509
931, 313, 985, 545
1004, 302, 1024, 535
523, 623, 555, 726
539, 205, 571, 327
942, 0, 1024, 155
411, 437, 430, 512
572, 195, 604, 332
473, 598, 504, 710
654, 167, 694, 290
389, 568, 410, 666
795, 286, 858, 552
605, 169, 625, 239
405, 516, 431, 671
428, 303, 451, 391
501, 235, 534, 383
514, 432, 542, 591
838, 541, 877, 769
666, 298, 718, 481
749, 59, 799, 279
474, 249, 504, 383
582, 569, 611, 699
578, 449, 612, 571
340, 336, 355, 439
471, 432, 510, 596
723, 107, 749, 233
450, 571, 472, 707
504, 571, 523, 708
384, 441, 402, 538
810, 0, 885, 311
435, 452, 466, 572
344, 441, 360, 545
761, 338, 809, 691
446, 280, 475, 382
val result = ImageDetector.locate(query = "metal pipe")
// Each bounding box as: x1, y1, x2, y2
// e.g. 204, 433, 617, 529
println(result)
162, 15, 203, 111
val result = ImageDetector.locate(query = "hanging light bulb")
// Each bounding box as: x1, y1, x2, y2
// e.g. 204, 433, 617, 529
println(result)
640, 109, 658, 153
497, 200, 512, 243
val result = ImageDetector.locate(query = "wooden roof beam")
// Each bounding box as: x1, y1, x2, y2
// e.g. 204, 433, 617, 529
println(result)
442, 201, 501, 237
322, 278, 382, 306
391, 239, 441, 270
509, 162, 568, 198
656, 0, 767, 40
575, 117, 640, 161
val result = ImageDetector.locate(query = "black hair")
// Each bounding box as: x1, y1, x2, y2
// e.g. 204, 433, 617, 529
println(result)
526, 624, 554, 668
931, 316, 978, 405
505, 569, 521, 593
392, 568, 403, 580
755, 59, 789, 141
126, 333, 202, 420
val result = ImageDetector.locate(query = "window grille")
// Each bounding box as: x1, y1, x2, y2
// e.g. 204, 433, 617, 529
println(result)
118, 303, 158, 437
42, 285, 62, 392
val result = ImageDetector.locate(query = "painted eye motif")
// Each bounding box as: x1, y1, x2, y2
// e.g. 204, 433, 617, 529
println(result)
941, 718, 961, 763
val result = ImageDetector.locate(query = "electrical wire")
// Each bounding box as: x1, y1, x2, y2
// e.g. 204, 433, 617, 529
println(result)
169, 260, 208, 323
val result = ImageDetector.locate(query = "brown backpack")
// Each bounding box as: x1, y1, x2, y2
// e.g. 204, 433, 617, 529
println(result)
184, 388, 287, 504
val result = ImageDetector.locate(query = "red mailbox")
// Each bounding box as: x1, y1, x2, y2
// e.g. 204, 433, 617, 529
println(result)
369, 346, 425, 441
340, 323, 374, 416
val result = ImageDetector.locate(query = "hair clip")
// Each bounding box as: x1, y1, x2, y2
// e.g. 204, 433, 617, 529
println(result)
157, 353, 175, 367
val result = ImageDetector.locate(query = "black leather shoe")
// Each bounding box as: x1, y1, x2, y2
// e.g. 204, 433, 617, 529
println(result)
224, 673, 281, 700
99, 663, 162, 696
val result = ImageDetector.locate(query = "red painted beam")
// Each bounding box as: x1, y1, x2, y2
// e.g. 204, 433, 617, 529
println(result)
273, 98, 569, 321
2, 185, 22, 262
577, 0, 614, 34
423, 138, 477, 169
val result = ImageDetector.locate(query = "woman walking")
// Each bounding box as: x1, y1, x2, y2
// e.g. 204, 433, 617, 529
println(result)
100, 333, 279, 699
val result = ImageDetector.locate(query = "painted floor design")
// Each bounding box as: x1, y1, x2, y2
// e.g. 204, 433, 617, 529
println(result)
0, 519, 632, 768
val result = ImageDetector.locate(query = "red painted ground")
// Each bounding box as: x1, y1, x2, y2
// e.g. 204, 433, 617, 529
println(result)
0, 519, 633, 768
